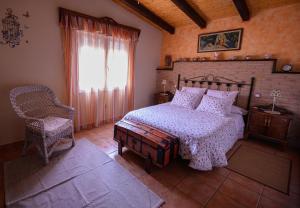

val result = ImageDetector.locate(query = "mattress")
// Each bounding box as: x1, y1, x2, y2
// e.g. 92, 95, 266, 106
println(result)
124, 103, 244, 170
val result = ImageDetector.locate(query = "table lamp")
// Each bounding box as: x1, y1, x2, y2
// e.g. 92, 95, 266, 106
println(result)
264, 89, 281, 114
161, 79, 167, 95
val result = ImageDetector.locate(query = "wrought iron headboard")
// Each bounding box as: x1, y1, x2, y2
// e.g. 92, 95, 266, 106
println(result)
177, 74, 255, 110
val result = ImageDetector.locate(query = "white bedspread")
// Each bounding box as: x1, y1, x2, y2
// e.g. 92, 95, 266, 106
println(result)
124, 103, 244, 171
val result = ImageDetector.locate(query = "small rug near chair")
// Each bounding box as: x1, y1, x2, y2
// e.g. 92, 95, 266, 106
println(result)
4, 139, 164, 208
227, 145, 291, 194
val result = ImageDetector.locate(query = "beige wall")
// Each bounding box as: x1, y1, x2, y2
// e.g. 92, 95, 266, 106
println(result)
0, 0, 162, 145
160, 3, 300, 71
157, 3, 300, 147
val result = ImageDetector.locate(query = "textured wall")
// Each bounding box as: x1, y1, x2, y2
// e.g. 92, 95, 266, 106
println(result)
158, 3, 300, 147
160, 3, 300, 71
157, 61, 300, 147
0, 0, 162, 145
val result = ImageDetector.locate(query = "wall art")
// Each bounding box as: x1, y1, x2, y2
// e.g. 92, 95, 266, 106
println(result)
1, 8, 29, 48
198, 28, 243, 53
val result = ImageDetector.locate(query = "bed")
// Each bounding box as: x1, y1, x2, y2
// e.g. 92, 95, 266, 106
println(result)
124, 74, 255, 171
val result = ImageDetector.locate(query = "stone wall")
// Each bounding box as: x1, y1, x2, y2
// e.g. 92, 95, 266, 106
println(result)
157, 60, 300, 147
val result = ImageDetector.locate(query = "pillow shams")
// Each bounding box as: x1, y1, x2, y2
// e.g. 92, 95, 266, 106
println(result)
207, 89, 239, 113
207, 89, 238, 103
196, 95, 232, 116
181, 87, 207, 95
171, 90, 200, 109
181, 87, 207, 107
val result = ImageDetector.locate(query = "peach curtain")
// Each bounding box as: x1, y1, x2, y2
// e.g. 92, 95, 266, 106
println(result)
59, 8, 139, 131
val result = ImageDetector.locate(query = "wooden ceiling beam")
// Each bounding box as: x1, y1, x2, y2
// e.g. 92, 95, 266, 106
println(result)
118, 0, 175, 34
171, 0, 206, 28
232, 0, 250, 21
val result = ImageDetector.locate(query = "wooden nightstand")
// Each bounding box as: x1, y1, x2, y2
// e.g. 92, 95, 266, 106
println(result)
155, 92, 174, 104
246, 106, 293, 149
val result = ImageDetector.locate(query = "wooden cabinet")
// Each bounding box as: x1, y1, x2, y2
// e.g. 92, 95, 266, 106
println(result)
246, 107, 292, 149
155, 92, 174, 104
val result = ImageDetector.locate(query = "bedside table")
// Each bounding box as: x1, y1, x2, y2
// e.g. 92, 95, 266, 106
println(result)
246, 106, 293, 149
155, 92, 174, 104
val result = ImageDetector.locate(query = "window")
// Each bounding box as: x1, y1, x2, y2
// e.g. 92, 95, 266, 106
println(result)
78, 45, 105, 91
107, 38, 129, 90
78, 32, 129, 92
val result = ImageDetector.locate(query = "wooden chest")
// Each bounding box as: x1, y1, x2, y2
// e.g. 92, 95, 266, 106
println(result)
114, 119, 179, 172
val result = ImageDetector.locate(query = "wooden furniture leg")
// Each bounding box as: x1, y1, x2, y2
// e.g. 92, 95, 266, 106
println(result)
145, 154, 152, 173
118, 141, 123, 156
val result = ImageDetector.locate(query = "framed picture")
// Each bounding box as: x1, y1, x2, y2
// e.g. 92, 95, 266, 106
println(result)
198, 28, 243, 52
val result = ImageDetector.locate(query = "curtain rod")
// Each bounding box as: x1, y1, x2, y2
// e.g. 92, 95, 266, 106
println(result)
59, 7, 141, 36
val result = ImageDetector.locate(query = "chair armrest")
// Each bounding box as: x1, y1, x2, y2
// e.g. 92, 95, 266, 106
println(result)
55, 103, 75, 112
53, 104, 75, 120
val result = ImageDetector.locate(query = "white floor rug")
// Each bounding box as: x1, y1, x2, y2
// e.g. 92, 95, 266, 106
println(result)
4, 139, 164, 208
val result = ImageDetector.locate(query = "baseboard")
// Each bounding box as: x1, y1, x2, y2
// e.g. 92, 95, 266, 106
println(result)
0, 140, 24, 151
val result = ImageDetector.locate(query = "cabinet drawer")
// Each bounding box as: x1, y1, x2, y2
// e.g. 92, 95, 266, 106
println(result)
249, 111, 267, 126
248, 109, 292, 141
248, 111, 268, 135
267, 116, 290, 140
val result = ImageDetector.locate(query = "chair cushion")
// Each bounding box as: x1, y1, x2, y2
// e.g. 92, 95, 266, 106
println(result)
43, 116, 73, 137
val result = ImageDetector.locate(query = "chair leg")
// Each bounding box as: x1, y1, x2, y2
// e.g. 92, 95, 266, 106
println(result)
71, 138, 75, 147
41, 139, 49, 165
23, 130, 32, 156
44, 156, 49, 165
71, 131, 75, 147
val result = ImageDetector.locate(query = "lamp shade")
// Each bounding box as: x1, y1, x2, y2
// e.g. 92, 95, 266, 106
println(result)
271, 89, 281, 97
161, 80, 167, 85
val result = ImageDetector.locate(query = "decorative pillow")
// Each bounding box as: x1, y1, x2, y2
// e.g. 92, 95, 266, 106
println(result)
171, 90, 199, 109
181, 87, 207, 107
207, 89, 239, 113
231, 105, 248, 115
207, 89, 239, 103
196, 95, 232, 116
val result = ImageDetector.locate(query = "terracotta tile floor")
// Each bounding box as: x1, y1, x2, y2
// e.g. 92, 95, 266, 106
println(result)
1, 123, 300, 208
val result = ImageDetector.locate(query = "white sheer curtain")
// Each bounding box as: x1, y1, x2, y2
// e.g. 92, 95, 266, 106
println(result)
71, 30, 131, 130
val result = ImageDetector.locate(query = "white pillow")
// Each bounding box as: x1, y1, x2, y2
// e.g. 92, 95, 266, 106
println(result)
207, 89, 239, 113
231, 105, 248, 115
196, 95, 231, 116
181, 87, 207, 107
207, 89, 238, 103
171, 90, 199, 109
182, 87, 207, 95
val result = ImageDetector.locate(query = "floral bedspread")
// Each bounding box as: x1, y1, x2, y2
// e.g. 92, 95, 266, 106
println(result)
123, 103, 244, 171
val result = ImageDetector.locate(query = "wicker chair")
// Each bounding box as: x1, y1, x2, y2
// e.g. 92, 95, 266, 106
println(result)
10, 85, 75, 164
